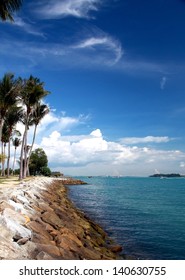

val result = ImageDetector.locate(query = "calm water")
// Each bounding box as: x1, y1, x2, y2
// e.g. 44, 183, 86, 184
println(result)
68, 176, 185, 260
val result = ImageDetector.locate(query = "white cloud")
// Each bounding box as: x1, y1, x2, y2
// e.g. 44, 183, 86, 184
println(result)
73, 36, 123, 64
34, 124, 185, 175
13, 111, 185, 176
36, 0, 101, 19
114, 59, 166, 76
90, 128, 102, 137
160, 76, 167, 90
75, 37, 107, 48
35, 111, 89, 138
14, 110, 89, 149
180, 162, 185, 168
120, 136, 170, 145
0, 31, 123, 70
8, 16, 45, 37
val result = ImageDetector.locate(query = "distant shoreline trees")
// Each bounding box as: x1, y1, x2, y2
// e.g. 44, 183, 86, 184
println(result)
29, 148, 51, 177
0, 72, 50, 180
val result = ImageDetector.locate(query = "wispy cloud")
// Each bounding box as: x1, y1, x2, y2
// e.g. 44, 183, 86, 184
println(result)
73, 36, 123, 64
0, 36, 169, 76
160, 76, 167, 90
120, 136, 171, 145
36, 111, 89, 135
74, 37, 110, 48
36, 0, 102, 19
8, 16, 45, 37
0, 30, 123, 71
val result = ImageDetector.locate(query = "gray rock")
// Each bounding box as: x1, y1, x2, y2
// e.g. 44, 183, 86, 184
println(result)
0, 209, 32, 240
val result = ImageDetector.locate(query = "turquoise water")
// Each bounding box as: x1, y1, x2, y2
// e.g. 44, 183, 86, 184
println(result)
68, 176, 185, 260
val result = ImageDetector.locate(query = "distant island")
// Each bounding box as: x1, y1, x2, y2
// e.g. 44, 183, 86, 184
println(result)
149, 173, 185, 178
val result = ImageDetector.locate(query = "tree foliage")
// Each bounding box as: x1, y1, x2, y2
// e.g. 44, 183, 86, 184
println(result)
0, 0, 23, 21
29, 148, 51, 176
0, 72, 50, 178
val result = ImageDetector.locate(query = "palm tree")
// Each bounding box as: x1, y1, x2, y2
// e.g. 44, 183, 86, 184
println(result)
19, 75, 49, 179
4, 106, 23, 176
0, 0, 23, 21
0, 73, 21, 144
26, 102, 49, 175
12, 137, 21, 175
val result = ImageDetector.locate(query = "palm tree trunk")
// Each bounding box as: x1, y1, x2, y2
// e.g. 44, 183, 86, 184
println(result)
2, 143, 6, 176
12, 147, 17, 175
19, 130, 26, 180
1, 141, 3, 176
0, 118, 4, 145
6, 140, 11, 177
23, 123, 28, 179
26, 124, 37, 176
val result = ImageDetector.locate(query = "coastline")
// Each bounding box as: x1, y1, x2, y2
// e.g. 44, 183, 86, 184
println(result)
0, 176, 123, 260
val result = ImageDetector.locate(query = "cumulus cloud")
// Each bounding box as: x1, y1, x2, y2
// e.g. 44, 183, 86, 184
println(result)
120, 136, 170, 145
90, 128, 102, 137
14, 108, 185, 176
40, 128, 109, 167
36, 0, 101, 19
34, 122, 185, 175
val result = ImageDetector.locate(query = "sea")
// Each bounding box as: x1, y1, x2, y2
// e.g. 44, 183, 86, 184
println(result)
67, 176, 185, 260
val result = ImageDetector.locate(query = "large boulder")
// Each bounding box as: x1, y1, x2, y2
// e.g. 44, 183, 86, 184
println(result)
0, 208, 31, 240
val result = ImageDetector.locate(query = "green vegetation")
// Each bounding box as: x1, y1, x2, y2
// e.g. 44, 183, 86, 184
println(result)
0, 4, 53, 181
149, 173, 183, 178
0, 73, 50, 180
29, 148, 51, 176
51, 171, 63, 178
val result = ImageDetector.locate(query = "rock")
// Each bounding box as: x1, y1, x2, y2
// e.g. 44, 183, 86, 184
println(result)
41, 211, 64, 228
0, 201, 14, 211
1, 208, 26, 224
38, 202, 54, 212
109, 245, 123, 253
16, 194, 29, 205
0, 236, 20, 259
45, 223, 55, 233
17, 238, 30, 245
37, 244, 61, 258
26, 221, 52, 240
59, 228, 83, 247
36, 251, 57, 260
31, 232, 56, 246
22, 241, 39, 259
0, 177, 122, 260
0, 209, 32, 240
0, 223, 14, 240
56, 235, 80, 252
8, 199, 24, 212
59, 247, 80, 260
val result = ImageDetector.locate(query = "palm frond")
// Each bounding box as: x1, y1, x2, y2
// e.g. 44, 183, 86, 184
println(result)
0, 0, 23, 21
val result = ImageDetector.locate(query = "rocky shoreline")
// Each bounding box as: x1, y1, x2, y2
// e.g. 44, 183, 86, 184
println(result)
0, 177, 122, 260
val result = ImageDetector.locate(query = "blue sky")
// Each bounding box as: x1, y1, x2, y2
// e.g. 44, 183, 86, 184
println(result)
1, 0, 185, 176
